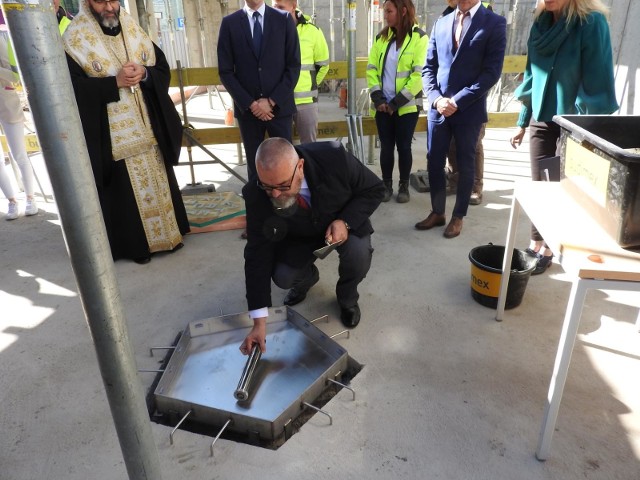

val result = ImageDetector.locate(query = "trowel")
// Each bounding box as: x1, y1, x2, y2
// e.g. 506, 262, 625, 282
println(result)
313, 240, 341, 259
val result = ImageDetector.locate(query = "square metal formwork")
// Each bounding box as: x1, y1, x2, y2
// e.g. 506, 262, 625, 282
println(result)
153, 307, 351, 442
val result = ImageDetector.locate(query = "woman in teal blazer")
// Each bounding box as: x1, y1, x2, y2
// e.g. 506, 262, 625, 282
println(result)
509, 0, 618, 274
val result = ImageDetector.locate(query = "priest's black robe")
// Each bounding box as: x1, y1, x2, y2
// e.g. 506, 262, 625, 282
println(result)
66, 43, 189, 261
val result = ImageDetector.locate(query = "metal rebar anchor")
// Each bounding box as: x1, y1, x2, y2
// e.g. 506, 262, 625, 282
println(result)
233, 344, 262, 401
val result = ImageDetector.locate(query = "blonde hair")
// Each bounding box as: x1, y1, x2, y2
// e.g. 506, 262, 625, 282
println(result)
535, 0, 609, 24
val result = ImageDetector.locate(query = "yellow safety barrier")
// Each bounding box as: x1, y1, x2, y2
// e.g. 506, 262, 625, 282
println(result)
4, 57, 526, 155
173, 56, 527, 146
0, 133, 41, 153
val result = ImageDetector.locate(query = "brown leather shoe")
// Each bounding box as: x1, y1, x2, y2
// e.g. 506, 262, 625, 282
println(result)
443, 216, 463, 238
415, 212, 446, 230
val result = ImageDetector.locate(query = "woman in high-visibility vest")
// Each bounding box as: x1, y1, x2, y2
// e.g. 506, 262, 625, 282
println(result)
367, 0, 428, 203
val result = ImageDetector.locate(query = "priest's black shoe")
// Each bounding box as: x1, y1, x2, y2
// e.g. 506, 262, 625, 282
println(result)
134, 255, 151, 265
340, 304, 361, 328
170, 242, 184, 253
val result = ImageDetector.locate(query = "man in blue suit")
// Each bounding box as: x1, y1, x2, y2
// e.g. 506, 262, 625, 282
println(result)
217, 0, 300, 181
415, 0, 505, 238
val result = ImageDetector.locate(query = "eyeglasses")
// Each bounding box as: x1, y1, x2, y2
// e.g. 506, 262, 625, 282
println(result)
92, 0, 120, 5
256, 161, 299, 192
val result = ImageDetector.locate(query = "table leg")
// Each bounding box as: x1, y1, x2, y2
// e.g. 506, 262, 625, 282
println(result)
535, 278, 588, 460
496, 192, 521, 321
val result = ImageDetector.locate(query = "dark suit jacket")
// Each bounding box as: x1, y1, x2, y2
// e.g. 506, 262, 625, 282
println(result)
217, 6, 300, 118
423, 6, 506, 125
242, 141, 385, 310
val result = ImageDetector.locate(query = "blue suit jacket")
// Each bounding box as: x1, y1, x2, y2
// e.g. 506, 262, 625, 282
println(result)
423, 6, 506, 125
217, 6, 300, 118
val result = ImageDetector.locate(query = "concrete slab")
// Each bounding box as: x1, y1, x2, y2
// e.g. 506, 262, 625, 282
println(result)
1, 94, 639, 479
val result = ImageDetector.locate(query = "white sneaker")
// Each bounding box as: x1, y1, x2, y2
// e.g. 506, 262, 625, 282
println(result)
6, 201, 19, 220
25, 198, 38, 216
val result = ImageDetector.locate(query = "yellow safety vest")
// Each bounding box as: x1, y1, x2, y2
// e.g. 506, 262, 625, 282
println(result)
294, 12, 329, 105
367, 25, 428, 116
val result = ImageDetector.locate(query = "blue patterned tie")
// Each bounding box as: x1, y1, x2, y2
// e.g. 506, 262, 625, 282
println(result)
252, 11, 262, 56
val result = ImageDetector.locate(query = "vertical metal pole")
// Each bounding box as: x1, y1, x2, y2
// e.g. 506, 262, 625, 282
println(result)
176, 60, 198, 187
424, 0, 429, 30
163, 0, 179, 66
135, 0, 150, 33
329, 0, 335, 61
346, 0, 356, 115
341, 0, 346, 58
3, 3, 163, 479
506, 0, 519, 55
195, 0, 208, 67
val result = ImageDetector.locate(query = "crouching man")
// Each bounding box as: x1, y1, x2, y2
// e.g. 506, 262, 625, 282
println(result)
240, 138, 385, 354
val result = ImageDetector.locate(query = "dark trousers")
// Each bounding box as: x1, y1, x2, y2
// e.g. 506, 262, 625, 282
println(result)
375, 111, 419, 182
238, 113, 293, 179
427, 119, 483, 218
529, 120, 561, 241
272, 233, 373, 308
447, 122, 486, 193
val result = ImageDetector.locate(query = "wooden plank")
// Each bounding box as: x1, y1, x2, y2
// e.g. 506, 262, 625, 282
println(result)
11, 116, 517, 152
181, 112, 519, 146
487, 111, 519, 128
170, 68, 221, 87
322, 60, 369, 81
184, 126, 243, 145
170, 55, 526, 87
1, 134, 40, 153
501, 55, 526, 74
170, 56, 525, 146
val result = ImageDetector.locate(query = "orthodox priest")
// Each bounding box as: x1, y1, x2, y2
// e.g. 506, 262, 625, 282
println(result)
63, 0, 189, 264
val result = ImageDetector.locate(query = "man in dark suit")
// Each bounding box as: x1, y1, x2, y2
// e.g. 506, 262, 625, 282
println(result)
217, 0, 300, 180
415, 0, 505, 238
239, 138, 385, 355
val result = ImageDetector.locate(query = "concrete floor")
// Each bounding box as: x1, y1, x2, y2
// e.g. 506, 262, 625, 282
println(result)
1, 93, 639, 480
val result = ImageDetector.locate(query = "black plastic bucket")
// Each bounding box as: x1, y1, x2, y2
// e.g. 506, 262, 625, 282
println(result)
468, 245, 537, 310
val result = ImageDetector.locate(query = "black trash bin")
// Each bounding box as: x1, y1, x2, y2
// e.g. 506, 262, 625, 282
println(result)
469, 245, 538, 310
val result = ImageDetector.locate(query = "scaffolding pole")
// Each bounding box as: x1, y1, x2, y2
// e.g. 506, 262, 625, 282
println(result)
2, 2, 163, 479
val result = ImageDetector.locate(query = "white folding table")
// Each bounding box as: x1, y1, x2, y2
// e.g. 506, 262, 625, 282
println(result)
495, 180, 640, 460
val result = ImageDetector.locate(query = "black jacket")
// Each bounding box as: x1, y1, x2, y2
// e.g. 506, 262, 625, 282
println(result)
242, 141, 385, 310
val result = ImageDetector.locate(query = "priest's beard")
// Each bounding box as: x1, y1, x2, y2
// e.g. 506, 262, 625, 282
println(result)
91, 6, 120, 29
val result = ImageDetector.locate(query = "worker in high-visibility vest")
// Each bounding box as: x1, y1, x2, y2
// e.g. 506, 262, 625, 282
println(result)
367, 0, 428, 203
273, 0, 329, 143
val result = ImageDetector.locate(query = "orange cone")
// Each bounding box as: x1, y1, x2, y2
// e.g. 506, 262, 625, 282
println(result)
339, 86, 347, 109
224, 108, 234, 126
